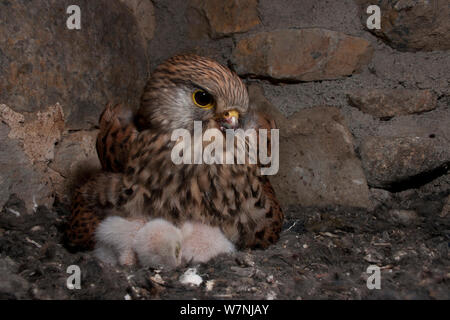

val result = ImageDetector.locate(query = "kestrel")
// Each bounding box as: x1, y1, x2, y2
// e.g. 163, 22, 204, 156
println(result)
65, 54, 283, 254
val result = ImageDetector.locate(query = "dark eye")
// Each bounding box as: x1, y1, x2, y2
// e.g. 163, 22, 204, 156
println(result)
192, 89, 214, 109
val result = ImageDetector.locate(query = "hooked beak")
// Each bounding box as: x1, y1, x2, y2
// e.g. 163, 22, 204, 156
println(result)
218, 110, 239, 131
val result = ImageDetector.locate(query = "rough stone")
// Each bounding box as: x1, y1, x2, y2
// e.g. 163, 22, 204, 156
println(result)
0, 104, 67, 211
231, 28, 373, 81
388, 209, 420, 226
120, 0, 156, 44
248, 87, 371, 208
188, 0, 260, 39
347, 89, 437, 119
356, 0, 450, 51
270, 106, 371, 209
49, 130, 101, 202
0, 103, 102, 208
0, 104, 65, 164
440, 195, 450, 218
0, 0, 148, 130
360, 136, 450, 189
50, 131, 99, 178
0, 257, 30, 299
247, 83, 287, 128
0, 143, 56, 213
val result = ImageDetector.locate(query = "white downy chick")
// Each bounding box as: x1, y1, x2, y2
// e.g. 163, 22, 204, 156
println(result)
93, 216, 145, 266
180, 222, 235, 263
132, 218, 183, 269
132, 220, 235, 267
94, 217, 235, 269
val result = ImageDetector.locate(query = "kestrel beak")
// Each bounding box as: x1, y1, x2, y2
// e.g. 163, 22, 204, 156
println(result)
218, 110, 239, 130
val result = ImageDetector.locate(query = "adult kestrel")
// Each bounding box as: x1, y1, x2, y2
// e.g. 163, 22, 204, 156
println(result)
65, 54, 283, 252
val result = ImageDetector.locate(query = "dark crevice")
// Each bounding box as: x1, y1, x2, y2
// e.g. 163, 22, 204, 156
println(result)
383, 162, 450, 193
66, 126, 99, 134
226, 69, 351, 85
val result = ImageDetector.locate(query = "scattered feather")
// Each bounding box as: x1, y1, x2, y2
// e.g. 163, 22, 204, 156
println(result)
6, 208, 21, 217
179, 268, 203, 286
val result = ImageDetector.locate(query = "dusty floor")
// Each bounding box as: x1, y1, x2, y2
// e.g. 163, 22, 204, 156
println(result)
0, 191, 448, 300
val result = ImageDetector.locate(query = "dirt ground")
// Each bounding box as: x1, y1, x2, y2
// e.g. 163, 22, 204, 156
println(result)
0, 190, 448, 300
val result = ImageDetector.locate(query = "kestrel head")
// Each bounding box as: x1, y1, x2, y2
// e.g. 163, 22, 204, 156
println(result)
137, 54, 249, 132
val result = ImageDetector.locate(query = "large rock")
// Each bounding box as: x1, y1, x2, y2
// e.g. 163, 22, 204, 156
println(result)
188, 0, 260, 39
50, 131, 99, 178
248, 84, 287, 128
360, 136, 450, 189
50, 130, 101, 203
347, 89, 437, 118
249, 87, 370, 209
231, 29, 373, 81
0, 104, 65, 211
0, 0, 147, 130
119, 0, 156, 44
0, 104, 100, 210
441, 195, 450, 218
0, 122, 55, 213
356, 0, 450, 51
266, 104, 371, 209
0, 104, 65, 164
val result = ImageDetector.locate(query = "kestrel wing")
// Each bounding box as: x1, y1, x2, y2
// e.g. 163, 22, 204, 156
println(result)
254, 111, 276, 159
96, 103, 138, 173
65, 172, 126, 251
251, 176, 284, 249
240, 110, 284, 249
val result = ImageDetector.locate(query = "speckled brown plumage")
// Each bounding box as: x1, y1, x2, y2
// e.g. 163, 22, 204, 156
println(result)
66, 172, 125, 250
66, 54, 283, 252
96, 102, 138, 173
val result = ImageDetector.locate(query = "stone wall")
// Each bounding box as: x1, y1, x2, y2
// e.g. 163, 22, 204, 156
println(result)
0, 0, 448, 214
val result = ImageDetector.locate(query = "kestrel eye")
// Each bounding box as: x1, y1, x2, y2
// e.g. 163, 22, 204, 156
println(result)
192, 89, 214, 109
